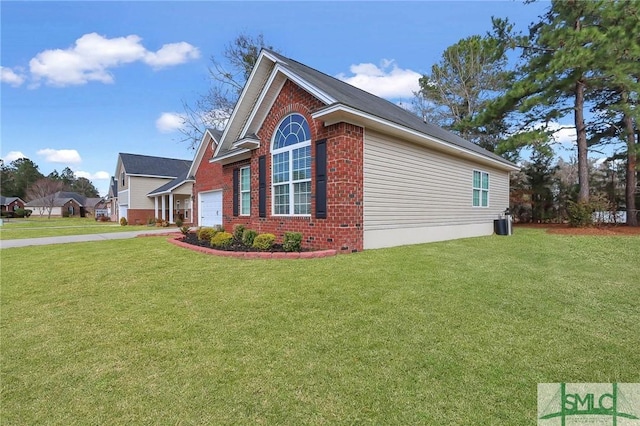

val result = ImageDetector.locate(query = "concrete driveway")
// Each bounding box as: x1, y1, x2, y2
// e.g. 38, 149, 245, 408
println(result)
0, 228, 179, 249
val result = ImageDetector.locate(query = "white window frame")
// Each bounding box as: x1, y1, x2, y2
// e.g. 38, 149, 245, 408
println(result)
472, 170, 490, 208
271, 114, 312, 217
240, 166, 250, 216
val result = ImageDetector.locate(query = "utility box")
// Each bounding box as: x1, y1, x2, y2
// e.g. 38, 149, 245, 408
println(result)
495, 208, 513, 236
494, 219, 508, 235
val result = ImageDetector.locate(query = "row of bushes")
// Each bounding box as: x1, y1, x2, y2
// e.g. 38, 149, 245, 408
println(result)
1, 208, 32, 218
566, 197, 623, 227
145, 217, 185, 227
196, 224, 303, 252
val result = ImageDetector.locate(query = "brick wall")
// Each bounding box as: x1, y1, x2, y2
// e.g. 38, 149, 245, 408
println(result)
222, 80, 364, 253
192, 137, 225, 227
127, 209, 156, 225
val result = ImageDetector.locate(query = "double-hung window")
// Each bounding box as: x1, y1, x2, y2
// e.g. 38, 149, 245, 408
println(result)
240, 166, 250, 215
473, 170, 489, 207
272, 114, 312, 215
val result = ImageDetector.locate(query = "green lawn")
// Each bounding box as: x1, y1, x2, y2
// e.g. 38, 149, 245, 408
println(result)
1, 228, 638, 424
0, 217, 149, 240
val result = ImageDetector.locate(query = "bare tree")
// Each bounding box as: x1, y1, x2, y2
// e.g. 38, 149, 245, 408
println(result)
27, 178, 64, 219
180, 32, 275, 149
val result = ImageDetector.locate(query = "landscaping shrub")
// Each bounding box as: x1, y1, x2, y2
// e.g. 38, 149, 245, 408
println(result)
242, 229, 258, 246
99, 215, 110, 222
13, 208, 30, 218
62, 210, 70, 218
197, 227, 217, 242
211, 231, 233, 248
180, 225, 191, 236
567, 201, 593, 227
282, 232, 303, 252
233, 224, 245, 241
252, 233, 276, 251
175, 218, 183, 228
147, 217, 155, 226
119, 217, 128, 226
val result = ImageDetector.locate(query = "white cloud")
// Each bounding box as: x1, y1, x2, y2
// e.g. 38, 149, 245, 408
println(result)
336, 59, 421, 99
37, 148, 82, 164
519, 121, 577, 145
549, 123, 577, 145
1, 66, 25, 87
144, 42, 200, 69
2, 151, 27, 163
156, 112, 186, 133
28, 32, 200, 87
75, 170, 110, 180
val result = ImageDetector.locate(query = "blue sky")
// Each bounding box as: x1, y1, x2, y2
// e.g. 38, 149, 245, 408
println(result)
1, 1, 552, 197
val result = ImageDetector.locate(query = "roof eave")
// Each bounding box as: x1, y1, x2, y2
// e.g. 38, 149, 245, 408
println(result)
147, 179, 194, 196
211, 149, 251, 165
312, 104, 519, 172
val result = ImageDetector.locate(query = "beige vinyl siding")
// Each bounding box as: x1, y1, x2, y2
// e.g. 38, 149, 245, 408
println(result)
363, 130, 509, 232
31, 206, 63, 217
169, 183, 193, 196
128, 177, 172, 209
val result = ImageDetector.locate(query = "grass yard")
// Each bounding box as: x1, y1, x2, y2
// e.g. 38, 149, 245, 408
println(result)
1, 228, 638, 424
0, 217, 150, 240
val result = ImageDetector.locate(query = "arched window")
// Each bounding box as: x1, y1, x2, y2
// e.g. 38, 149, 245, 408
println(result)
272, 113, 312, 215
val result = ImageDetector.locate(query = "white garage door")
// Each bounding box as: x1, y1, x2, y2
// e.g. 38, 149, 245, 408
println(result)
199, 191, 222, 227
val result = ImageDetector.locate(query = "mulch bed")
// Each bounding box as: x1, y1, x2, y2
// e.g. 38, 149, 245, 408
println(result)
515, 223, 640, 236
171, 233, 337, 259
181, 232, 307, 252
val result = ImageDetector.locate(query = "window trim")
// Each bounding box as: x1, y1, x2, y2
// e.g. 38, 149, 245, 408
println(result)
271, 114, 312, 217
472, 170, 490, 208
239, 166, 250, 216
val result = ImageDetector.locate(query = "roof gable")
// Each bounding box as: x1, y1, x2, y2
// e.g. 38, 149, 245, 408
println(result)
119, 153, 192, 178
0, 195, 24, 205
187, 128, 223, 178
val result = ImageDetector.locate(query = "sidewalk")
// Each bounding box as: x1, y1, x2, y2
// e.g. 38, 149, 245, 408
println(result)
0, 228, 178, 249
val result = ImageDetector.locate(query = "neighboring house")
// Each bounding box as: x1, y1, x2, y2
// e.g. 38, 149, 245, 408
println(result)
197, 49, 518, 252
0, 195, 25, 215
114, 153, 193, 224
106, 176, 118, 222
188, 128, 224, 227
24, 191, 103, 218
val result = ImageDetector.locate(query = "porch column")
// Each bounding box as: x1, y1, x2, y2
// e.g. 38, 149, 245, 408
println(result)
169, 193, 174, 224
154, 197, 159, 220
161, 195, 166, 221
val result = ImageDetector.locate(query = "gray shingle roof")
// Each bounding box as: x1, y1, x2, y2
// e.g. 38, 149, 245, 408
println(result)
207, 128, 223, 141
119, 153, 192, 178
0, 195, 23, 206
25, 191, 101, 208
109, 176, 118, 198
264, 49, 513, 167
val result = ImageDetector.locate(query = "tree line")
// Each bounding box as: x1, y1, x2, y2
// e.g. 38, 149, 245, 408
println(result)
0, 158, 100, 200
414, 0, 639, 225
180, 2, 638, 227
